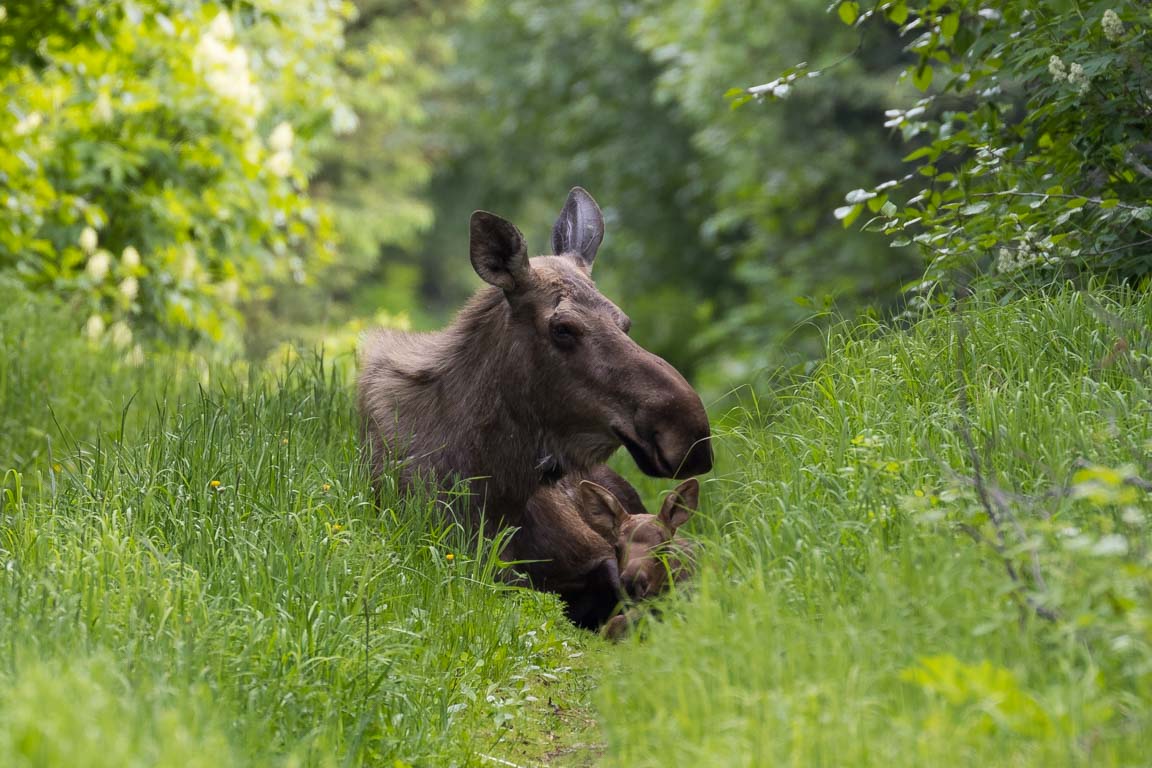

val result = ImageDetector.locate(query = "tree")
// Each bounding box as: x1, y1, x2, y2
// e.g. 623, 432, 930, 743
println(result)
743, 0, 1152, 308
0, 0, 347, 352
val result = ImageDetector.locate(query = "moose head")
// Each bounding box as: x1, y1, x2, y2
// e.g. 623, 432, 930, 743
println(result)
468, 187, 713, 483
581, 477, 699, 601
358, 187, 712, 525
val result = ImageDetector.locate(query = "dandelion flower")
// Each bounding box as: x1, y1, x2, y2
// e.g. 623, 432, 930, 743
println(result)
281, 437, 289, 445
210, 479, 222, 489
322, 483, 332, 492
84, 314, 105, 340
86, 250, 111, 280
331, 523, 344, 533
122, 245, 140, 269
445, 553, 455, 561
269, 122, 294, 152
119, 276, 139, 301
79, 226, 99, 254
1102, 10, 1124, 42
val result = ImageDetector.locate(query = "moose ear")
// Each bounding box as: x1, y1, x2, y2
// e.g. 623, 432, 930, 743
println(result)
579, 480, 630, 540
657, 478, 699, 533
551, 187, 604, 270
470, 211, 530, 293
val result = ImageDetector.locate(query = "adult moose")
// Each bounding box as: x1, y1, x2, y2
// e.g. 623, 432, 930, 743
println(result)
357, 187, 712, 529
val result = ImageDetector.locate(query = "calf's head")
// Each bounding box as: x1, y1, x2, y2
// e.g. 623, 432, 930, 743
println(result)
471, 187, 712, 479
581, 477, 700, 601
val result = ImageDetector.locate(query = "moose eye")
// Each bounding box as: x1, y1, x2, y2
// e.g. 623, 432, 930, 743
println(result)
549, 321, 580, 348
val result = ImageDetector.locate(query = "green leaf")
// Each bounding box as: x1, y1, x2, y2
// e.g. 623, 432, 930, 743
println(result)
940, 12, 959, 38
837, 1, 860, 25
887, 3, 909, 24
835, 201, 865, 227
912, 62, 934, 91
903, 146, 938, 162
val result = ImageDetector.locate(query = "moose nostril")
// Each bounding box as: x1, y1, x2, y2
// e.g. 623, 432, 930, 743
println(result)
674, 437, 713, 478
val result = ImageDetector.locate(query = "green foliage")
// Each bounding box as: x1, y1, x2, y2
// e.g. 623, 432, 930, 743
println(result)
749, 1, 1152, 306
600, 289, 1152, 766
259, 0, 466, 352
418, 0, 923, 387
631, 0, 921, 379
0, 0, 351, 348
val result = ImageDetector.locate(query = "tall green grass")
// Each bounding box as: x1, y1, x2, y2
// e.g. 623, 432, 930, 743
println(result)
0, 286, 593, 766
600, 289, 1152, 767
6, 283, 1151, 767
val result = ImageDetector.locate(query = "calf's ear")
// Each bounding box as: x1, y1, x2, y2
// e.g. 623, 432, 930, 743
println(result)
657, 478, 699, 533
551, 187, 604, 270
470, 211, 530, 293
579, 480, 630, 540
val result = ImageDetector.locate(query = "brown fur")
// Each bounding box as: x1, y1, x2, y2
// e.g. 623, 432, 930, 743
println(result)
590, 478, 700, 640
510, 469, 698, 632
357, 188, 711, 530
505, 465, 636, 629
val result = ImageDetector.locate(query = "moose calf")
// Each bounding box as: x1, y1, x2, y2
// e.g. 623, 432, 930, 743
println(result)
509, 468, 699, 632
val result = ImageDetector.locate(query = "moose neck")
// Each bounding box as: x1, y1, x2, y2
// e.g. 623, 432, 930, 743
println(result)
429, 287, 551, 517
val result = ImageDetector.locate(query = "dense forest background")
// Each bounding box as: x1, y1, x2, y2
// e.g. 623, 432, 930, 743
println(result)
1, 0, 929, 396
6, 1, 1148, 393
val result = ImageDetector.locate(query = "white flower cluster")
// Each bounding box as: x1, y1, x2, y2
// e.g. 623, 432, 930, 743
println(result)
194, 12, 264, 125
14, 111, 42, 136
267, 121, 294, 177
1068, 62, 1091, 94
94, 91, 114, 123
330, 102, 359, 136
85, 314, 105, 340
1102, 9, 1124, 42
996, 232, 1061, 273
1049, 55, 1091, 95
